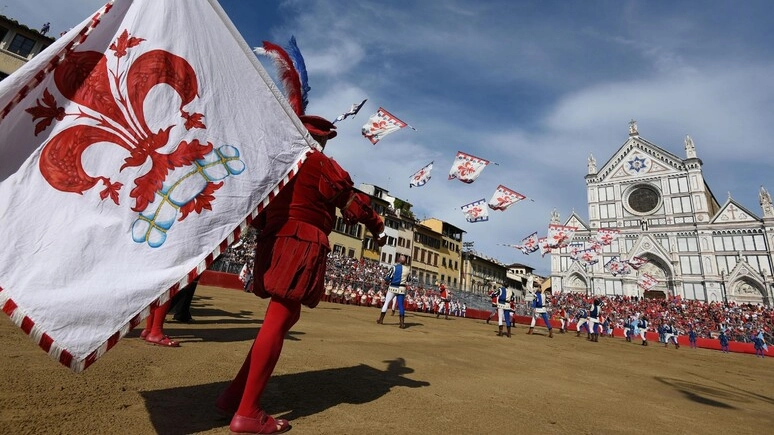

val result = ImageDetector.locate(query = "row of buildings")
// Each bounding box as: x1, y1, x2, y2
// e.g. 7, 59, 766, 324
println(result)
327, 183, 539, 298
4, 14, 772, 306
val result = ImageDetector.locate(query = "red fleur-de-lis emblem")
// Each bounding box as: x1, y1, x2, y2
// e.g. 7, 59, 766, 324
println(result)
371, 120, 387, 132
26, 30, 209, 210
457, 161, 475, 177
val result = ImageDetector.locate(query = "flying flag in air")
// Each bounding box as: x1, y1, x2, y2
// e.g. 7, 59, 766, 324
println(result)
595, 228, 620, 246
578, 247, 601, 265
361, 106, 415, 145
568, 241, 586, 261
547, 224, 577, 248
461, 198, 489, 223
409, 161, 433, 188
637, 273, 659, 291
448, 151, 490, 184
334, 98, 367, 123
626, 256, 648, 270
488, 185, 527, 211
519, 231, 540, 254
604, 256, 632, 276
0, 0, 317, 372
539, 237, 552, 257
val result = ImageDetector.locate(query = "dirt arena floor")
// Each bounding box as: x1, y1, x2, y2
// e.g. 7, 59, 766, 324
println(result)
1, 285, 773, 435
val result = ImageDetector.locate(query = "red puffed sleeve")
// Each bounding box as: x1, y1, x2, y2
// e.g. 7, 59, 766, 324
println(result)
317, 156, 384, 237
341, 191, 384, 237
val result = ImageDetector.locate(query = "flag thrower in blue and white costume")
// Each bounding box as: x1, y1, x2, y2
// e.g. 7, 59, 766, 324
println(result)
526, 285, 553, 338
377, 255, 410, 329
495, 283, 515, 337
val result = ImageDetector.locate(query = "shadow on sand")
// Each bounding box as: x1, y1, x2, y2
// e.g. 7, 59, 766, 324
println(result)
141, 357, 429, 435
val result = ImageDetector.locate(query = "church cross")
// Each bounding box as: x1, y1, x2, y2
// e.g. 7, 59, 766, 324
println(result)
727, 204, 739, 220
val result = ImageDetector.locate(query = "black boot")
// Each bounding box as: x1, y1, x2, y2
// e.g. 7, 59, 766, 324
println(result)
549, 329, 554, 338
506, 326, 512, 338
399, 315, 406, 329
377, 311, 386, 324
498, 325, 503, 336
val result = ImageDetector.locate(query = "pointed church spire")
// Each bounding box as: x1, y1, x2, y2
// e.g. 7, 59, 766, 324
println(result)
685, 135, 696, 159
587, 154, 597, 174
628, 119, 638, 137
760, 185, 774, 218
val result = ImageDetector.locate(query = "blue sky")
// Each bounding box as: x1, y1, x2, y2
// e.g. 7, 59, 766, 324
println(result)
6, 1, 774, 276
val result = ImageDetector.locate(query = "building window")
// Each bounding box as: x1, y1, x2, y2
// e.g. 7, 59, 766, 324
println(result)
669, 177, 689, 194
717, 256, 737, 274
604, 279, 623, 296
625, 184, 661, 215
677, 237, 698, 252
347, 248, 355, 258
683, 283, 706, 301
599, 203, 616, 219
714, 234, 767, 252
8, 34, 36, 57
598, 186, 614, 201
671, 196, 692, 213
679, 256, 702, 274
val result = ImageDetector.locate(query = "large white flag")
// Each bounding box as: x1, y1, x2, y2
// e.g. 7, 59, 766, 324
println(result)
409, 161, 433, 188
361, 107, 413, 145
637, 273, 659, 291
448, 151, 489, 184
595, 228, 620, 246
0, 0, 315, 371
487, 184, 526, 211
546, 224, 577, 248
461, 198, 489, 223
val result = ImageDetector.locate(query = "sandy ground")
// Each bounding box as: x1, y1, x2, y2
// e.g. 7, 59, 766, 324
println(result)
1, 285, 773, 435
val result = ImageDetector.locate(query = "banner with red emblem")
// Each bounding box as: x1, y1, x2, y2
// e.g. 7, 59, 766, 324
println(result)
0, 0, 314, 371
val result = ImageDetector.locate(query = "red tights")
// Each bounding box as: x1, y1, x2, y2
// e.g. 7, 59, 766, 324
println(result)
143, 300, 171, 339
223, 297, 301, 418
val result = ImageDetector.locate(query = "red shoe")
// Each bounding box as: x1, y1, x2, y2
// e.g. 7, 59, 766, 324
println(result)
230, 412, 290, 434
140, 329, 150, 339
144, 334, 180, 347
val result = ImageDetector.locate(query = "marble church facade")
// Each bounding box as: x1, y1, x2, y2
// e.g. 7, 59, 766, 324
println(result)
550, 121, 774, 306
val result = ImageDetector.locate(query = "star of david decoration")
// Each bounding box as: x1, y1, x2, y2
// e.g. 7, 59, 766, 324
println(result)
627, 156, 647, 173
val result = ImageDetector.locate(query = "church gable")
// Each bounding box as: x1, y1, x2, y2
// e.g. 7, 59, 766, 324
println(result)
710, 199, 760, 224
626, 234, 673, 273
564, 213, 589, 231
596, 138, 685, 183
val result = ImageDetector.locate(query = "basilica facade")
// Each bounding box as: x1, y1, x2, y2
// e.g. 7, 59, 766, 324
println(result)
550, 121, 774, 306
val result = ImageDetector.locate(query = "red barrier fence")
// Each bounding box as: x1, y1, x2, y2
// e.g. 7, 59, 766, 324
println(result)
201, 270, 762, 355
200, 270, 243, 290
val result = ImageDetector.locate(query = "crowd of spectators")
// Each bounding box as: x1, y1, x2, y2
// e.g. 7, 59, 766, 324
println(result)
322, 254, 468, 317
539, 292, 774, 343
213, 235, 772, 344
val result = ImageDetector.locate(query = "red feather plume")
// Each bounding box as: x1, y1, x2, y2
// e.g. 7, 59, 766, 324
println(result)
256, 41, 304, 116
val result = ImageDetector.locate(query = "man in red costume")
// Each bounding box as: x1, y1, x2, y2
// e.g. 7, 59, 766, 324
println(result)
217, 115, 387, 434
436, 282, 451, 320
